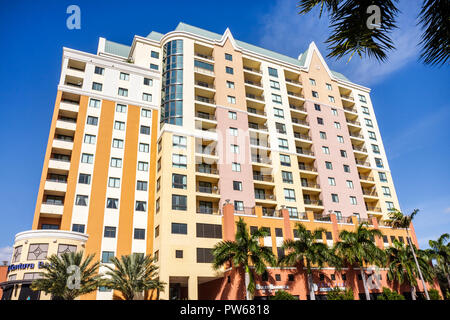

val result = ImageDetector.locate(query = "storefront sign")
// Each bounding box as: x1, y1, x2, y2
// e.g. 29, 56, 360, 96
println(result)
255, 284, 289, 291
7, 262, 50, 273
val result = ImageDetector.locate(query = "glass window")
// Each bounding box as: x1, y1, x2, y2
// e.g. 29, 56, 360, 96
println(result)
110, 158, 122, 168
268, 67, 278, 77
142, 93, 152, 102
382, 186, 391, 197
92, 82, 102, 91
94, 66, 104, 75
114, 121, 125, 131
328, 96, 335, 103
379, 172, 388, 182
317, 117, 323, 125
108, 177, 120, 188
104, 227, 116, 238
350, 196, 357, 205
150, 63, 159, 70
272, 94, 282, 104
227, 81, 235, 89
282, 171, 293, 184
233, 181, 242, 191
314, 104, 321, 111
119, 72, 129, 81
116, 104, 127, 113
340, 150, 347, 158
225, 53, 232, 61
331, 108, 338, 116
270, 80, 280, 90
365, 118, 373, 127
278, 138, 289, 150
84, 134, 96, 144
172, 174, 187, 189
228, 111, 237, 120
27, 244, 49, 260
112, 139, 124, 149
230, 144, 239, 153
343, 165, 350, 173
280, 154, 291, 166
274, 108, 284, 118
172, 195, 187, 210
284, 189, 296, 201
78, 173, 91, 185
137, 180, 148, 191
232, 162, 241, 172
337, 135, 344, 143
173, 135, 187, 149
225, 66, 234, 74
135, 201, 147, 212
234, 201, 244, 211
328, 177, 336, 186
72, 224, 85, 233
346, 180, 354, 189
144, 78, 153, 86
101, 251, 114, 263
140, 126, 150, 135
326, 83, 332, 90
368, 131, 377, 140
322, 146, 330, 154
172, 154, 187, 168
312, 90, 319, 98
334, 121, 341, 129
139, 143, 149, 153
138, 161, 149, 171
325, 161, 333, 170
106, 198, 118, 209
86, 116, 98, 126
151, 51, 159, 59
172, 223, 188, 235
118, 88, 128, 97
320, 131, 327, 139
134, 229, 145, 240
81, 153, 94, 164
309, 78, 316, 85
375, 158, 384, 168
372, 144, 380, 154
89, 99, 101, 108
227, 96, 236, 104
331, 194, 339, 203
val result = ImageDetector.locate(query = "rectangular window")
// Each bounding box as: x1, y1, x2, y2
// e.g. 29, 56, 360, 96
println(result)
234, 201, 244, 211
309, 78, 316, 85
75, 194, 88, 206
136, 181, 148, 191
101, 251, 114, 263
138, 161, 149, 171
282, 171, 293, 184
225, 66, 234, 74
340, 150, 347, 158
322, 146, 330, 154
372, 144, 380, 154
382, 186, 391, 197
118, 88, 128, 97
226, 81, 235, 89
144, 78, 153, 86
232, 162, 241, 172
320, 131, 327, 139
119, 72, 129, 81
317, 117, 324, 125
81, 153, 94, 164
365, 118, 373, 127
151, 51, 159, 59
373, 157, 384, 168
84, 134, 96, 144
379, 172, 388, 182
196, 248, 214, 263
274, 108, 284, 118
86, 116, 98, 126
312, 90, 319, 98
334, 121, 341, 129
108, 177, 120, 188
171, 223, 188, 235
104, 227, 116, 238
343, 165, 350, 173
325, 161, 333, 170
114, 121, 125, 131
230, 144, 239, 154
272, 94, 282, 104
233, 181, 243, 191
142, 93, 152, 102
89, 99, 101, 108
284, 188, 296, 201
278, 138, 289, 150
94, 66, 104, 75
92, 82, 102, 91
134, 229, 145, 240
139, 143, 149, 153
328, 95, 335, 103
150, 63, 159, 70
275, 122, 286, 134
72, 224, 85, 233
135, 201, 147, 212
116, 104, 127, 113
112, 139, 124, 149
106, 198, 118, 209
346, 180, 354, 189
331, 194, 339, 203
172, 135, 187, 149
326, 83, 332, 90
350, 196, 357, 205
368, 131, 377, 140
362, 106, 370, 114
280, 154, 291, 166
172, 154, 187, 168
268, 67, 278, 77
197, 223, 223, 239
175, 250, 183, 258
78, 173, 91, 185
386, 201, 395, 210
172, 174, 187, 189
229, 127, 238, 136
140, 126, 150, 135
328, 177, 336, 186
331, 108, 338, 116
314, 104, 321, 111
270, 80, 280, 90
358, 94, 367, 103
110, 157, 122, 168
225, 53, 233, 61
172, 195, 187, 211
228, 111, 237, 120
227, 95, 236, 104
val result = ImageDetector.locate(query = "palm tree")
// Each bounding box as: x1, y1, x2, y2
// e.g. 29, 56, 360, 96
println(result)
334, 223, 385, 300
212, 218, 277, 300
385, 209, 430, 300
31, 251, 102, 300
386, 239, 434, 300
427, 233, 450, 288
103, 253, 166, 300
280, 223, 337, 300
297, 0, 449, 66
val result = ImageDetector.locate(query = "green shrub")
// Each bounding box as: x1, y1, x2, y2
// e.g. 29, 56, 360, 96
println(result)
327, 287, 354, 300
269, 290, 298, 300
377, 287, 405, 300
428, 289, 442, 300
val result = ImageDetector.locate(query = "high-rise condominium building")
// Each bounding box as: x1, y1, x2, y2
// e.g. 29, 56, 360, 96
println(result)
2, 22, 432, 300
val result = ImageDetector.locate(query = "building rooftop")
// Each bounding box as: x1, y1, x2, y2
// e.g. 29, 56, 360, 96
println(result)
104, 22, 350, 82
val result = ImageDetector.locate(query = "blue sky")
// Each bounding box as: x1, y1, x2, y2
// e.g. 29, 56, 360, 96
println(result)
0, 0, 448, 261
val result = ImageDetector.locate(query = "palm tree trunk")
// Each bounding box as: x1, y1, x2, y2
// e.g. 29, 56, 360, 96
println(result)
406, 230, 430, 300
306, 262, 315, 300
411, 286, 416, 300
359, 267, 371, 301
244, 265, 251, 300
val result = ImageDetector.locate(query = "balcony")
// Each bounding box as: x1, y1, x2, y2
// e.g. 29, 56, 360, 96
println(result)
344, 106, 358, 114
246, 93, 265, 105
196, 205, 220, 215
245, 80, 263, 88
248, 122, 268, 132
44, 180, 67, 193
250, 138, 270, 149
366, 206, 382, 213
303, 199, 323, 207
194, 52, 214, 62
48, 158, 71, 171
247, 107, 266, 117
40, 202, 64, 217
298, 163, 318, 173
196, 184, 220, 195
337, 216, 354, 224
314, 213, 331, 222
292, 118, 309, 127
195, 146, 218, 158
358, 218, 374, 226
252, 155, 272, 165
262, 208, 283, 218
285, 78, 302, 86
234, 207, 256, 216
294, 132, 312, 142
52, 138, 74, 151
355, 159, 371, 167
296, 148, 315, 157
363, 189, 379, 197
243, 66, 262, 75
287, 91, 305, 100
56, 117, 77, 132
253, 173, 274, 184
195, 96, 215, 106
196, 164, 219, 176
59, 100, 79, 113
290, 104, 307, 114
255, 192, 276, 202
195, 111, 216, 121
195, 81, 215, 91
346, 119, 361, 127
359, 174, 375, 182
349, 132, 364, 140
341, 95, 354, 101
301, 182, 321, 190
352, 145, 367, 153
